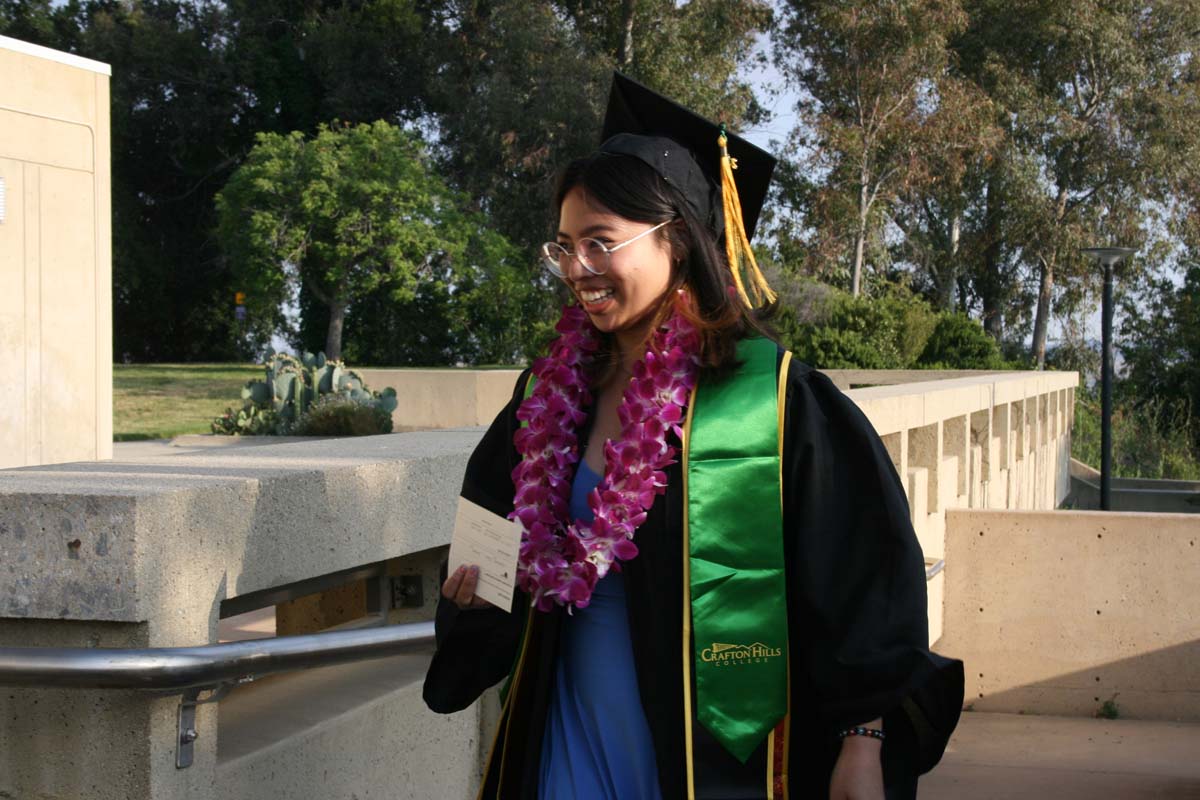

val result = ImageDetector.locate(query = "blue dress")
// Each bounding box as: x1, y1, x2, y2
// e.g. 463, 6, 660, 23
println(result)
537, 459, 664, 800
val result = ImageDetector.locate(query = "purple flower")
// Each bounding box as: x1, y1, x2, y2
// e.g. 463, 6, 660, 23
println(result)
511, 303, 699, 611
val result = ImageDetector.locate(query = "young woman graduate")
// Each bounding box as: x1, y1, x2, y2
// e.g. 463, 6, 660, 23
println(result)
423, 73, 964, 800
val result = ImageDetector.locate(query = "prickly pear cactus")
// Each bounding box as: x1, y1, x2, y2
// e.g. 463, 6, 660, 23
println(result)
213, 350, 398, 436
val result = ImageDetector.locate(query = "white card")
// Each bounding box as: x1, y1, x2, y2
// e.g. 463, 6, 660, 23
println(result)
447, 496, 522, 612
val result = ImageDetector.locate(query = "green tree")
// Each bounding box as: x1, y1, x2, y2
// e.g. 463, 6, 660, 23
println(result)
2, 0, 431, 360
886, 77, 1002, 313
1120, 261, 1200, 451
774, 0, 974, 296
953, 0, 1200, 364
770, 274, 940, 369
216, 121, 536, 362
423, 0, 771, 250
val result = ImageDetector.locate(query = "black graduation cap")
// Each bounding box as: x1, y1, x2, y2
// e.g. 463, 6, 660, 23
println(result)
599, 72, 776, 243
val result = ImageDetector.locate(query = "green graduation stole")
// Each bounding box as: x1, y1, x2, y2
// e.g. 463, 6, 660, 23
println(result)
507, 336, 787, 763
684, 335, 787, 763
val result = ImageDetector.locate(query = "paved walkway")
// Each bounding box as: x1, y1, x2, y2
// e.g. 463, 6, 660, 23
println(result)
921, 712, 1200, 799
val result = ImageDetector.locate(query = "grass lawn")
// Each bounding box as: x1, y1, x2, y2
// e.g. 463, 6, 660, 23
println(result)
113, 363, 260, 441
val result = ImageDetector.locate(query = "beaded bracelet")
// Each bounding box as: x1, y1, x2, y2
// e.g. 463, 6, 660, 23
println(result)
838, 726, 886, 742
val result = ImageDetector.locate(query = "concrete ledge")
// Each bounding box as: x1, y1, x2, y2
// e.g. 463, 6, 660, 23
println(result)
0, 430, 484, 642
939, 508, 1200, 721
0, 431, 487, 800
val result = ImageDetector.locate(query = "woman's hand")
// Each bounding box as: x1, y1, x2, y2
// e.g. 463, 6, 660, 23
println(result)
829, 721, 885, 800
441, 564, 496, 610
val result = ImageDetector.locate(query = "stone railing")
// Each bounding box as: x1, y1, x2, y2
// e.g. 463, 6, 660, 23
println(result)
840, 370, 1079, 643
0, 367, 1077, 799
1068, 458, 1200, 514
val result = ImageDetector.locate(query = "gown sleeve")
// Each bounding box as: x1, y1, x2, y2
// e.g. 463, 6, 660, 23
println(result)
422, 370, 532, 714
782, 362, 963, 773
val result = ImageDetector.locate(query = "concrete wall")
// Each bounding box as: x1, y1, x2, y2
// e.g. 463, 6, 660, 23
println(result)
215, 652, 488, 800
821, 368, 1014, 390
357, 367, 523, 432
331, 368, 1079, 647
0, 36, 113, 468
939, 508, 1200, 721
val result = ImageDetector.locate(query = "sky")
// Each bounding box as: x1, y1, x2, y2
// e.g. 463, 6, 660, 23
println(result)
739, 35, 799, 153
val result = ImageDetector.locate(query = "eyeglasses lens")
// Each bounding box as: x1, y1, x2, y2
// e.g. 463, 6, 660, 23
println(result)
541, 239, 610, 277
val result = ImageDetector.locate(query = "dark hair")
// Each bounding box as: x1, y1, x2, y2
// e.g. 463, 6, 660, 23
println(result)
552, 152, 776, 384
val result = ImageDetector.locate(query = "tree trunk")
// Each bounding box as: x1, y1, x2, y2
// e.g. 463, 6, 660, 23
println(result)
1030, 186, 1070, 367
617, 0, 634, 68
949, 211, 961, 287
325, 301, 347, 362
1031, 255, 1053, 369
935, 212, 962, 310
980, 173, 1004, 339
852, 178, 868, 296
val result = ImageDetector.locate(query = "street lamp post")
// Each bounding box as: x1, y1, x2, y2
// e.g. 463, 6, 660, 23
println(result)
1080, 247, 1136, 511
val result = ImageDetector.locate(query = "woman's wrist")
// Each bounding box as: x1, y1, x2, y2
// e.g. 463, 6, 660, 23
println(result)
838, 732, 884, 754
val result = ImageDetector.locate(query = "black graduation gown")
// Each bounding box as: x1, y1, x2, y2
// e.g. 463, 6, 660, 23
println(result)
423, 352, 964, 799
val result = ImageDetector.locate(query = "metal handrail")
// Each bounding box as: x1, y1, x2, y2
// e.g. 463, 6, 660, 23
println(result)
0, 620, 435, 691
926, 559, 945, 580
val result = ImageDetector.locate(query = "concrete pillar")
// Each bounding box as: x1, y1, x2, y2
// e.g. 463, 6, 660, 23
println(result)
909, 422, 942, 514
944, 414, 969, 500
880, 430, 907, 481
0, 37, 112, 468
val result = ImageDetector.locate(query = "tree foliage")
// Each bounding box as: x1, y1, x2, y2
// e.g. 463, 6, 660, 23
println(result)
1120, 262, 1200, 452
774, 0, 979, 295
2, 0, 769, 362
2, 0, 432, 360
422, 0, 771, 250
772, 0, 1200, 367
955, 0, 1200, 365
216, 121, 546, 363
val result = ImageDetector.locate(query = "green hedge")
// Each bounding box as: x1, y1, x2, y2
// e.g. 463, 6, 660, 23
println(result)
773, 278, 1013, 371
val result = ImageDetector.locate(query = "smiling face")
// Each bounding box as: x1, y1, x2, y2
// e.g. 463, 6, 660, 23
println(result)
556, 186, 675, 352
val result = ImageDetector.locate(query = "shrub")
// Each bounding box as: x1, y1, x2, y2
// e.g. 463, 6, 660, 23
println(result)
1072, 391, 1200, 480
290, 395, 394, 437
774, 279, 938, 369
916, 313, 1008, 370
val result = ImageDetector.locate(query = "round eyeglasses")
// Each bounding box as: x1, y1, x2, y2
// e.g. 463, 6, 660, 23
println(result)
540, 219, 675, 278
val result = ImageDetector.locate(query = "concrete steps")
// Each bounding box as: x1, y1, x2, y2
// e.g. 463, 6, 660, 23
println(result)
921, 712, 1200, 799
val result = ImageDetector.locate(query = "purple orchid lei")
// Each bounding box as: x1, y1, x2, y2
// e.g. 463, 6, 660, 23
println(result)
511, 301, 702, 612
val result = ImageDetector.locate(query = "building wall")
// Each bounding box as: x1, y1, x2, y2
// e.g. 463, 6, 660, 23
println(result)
0, 35, 112, 468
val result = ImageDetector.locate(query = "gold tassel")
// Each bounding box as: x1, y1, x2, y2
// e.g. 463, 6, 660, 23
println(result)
719, 129, 776, 309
